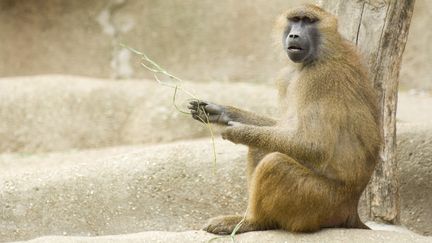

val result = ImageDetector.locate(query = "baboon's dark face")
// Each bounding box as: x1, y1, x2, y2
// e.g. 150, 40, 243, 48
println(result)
283, 16, 320, 63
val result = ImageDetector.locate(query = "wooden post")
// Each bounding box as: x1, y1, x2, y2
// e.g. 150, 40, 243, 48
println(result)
317, 0, 415, 223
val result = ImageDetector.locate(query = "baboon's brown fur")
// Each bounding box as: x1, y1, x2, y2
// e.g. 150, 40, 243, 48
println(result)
203, 4, 381, 234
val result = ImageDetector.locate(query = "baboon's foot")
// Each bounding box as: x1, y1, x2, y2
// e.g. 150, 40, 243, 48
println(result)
203, 215, 261, 235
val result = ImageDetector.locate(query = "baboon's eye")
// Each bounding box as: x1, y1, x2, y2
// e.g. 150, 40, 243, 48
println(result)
303, 17, 317, 24
290, 17, 301, 22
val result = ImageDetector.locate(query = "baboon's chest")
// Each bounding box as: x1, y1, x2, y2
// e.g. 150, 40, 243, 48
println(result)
280, 76, 300, 128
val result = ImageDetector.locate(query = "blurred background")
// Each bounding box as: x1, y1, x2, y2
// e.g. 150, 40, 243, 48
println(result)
1, 0, 431, 90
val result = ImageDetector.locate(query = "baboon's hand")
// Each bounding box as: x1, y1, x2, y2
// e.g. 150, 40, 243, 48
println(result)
188, 100, 231, 125
222, 123, 249, 144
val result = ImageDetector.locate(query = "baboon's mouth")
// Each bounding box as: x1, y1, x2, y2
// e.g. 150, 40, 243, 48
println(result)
288, 46, 303, 51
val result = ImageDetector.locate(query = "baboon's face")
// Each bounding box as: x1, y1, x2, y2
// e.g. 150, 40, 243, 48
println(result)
283, 16, 320, 63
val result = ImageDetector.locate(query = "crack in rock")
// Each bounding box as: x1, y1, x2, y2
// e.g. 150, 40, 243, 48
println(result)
96, 0, 135, 79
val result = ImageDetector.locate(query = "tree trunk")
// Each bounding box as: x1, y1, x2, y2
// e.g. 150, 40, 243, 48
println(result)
317, 0, 415, 223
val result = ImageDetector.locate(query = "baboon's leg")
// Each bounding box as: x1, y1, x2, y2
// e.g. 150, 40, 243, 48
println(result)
204, 152, 360, 235
246, 147, 269, 181
247, 152, 349, 232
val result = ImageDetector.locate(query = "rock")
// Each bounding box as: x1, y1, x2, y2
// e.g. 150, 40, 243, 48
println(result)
0, 75, 277, 153
0, 139, 249, 242
397, 123, 432, 236
18, 229, 432, 243
1, 122, 432, 241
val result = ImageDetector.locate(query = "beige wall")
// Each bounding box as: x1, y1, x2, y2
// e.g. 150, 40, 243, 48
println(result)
0, 0, 431, 89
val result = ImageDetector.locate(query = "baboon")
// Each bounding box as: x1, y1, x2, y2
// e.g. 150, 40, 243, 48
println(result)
189, 4, 381, 234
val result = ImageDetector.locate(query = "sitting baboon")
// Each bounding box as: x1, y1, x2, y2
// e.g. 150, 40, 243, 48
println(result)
189, 4, 381, 234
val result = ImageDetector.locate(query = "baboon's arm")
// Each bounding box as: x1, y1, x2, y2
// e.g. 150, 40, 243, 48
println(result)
189, 101, 277, 127
222, 124, 334, 163
223, 106, 277, 126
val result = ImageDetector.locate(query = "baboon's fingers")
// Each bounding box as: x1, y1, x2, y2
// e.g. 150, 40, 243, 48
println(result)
192, 113, 221, 123
191, 108, 208, 116
192, 114, 205, 123
189, 100, 208, 107
188, 101, 197, 110
188, 101, 198, 109
203, 224, 231, 235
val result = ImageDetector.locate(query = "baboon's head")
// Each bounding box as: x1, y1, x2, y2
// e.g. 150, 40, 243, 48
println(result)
278, 4, 339, 64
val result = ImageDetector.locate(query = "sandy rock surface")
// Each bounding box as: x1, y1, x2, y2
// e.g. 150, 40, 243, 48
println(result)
0, 75, 277, 153
0, 139, 248, 242
18, 229, 432, 243
396, 123, 432, 236
1, 122, 432, 241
